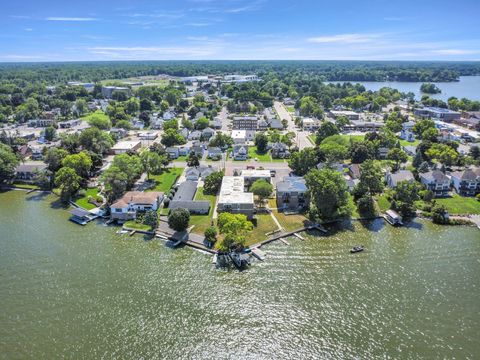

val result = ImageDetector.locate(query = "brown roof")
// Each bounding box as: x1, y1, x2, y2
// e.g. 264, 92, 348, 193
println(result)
111, 191, 163, 208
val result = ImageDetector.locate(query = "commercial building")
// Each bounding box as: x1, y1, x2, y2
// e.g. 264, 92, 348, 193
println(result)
101, 86, 131, 99
414, 107, 461, 122
232, 116, 259, 130
330, 110, 360, 121
111, 141, 141, 155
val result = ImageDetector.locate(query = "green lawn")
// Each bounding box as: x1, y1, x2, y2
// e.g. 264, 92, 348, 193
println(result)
340, 134, 365, 142
147, 168, 183, 192
307, 134, 316, 144
273, 210, 309, 232
376, 194, 391, 212
247, 146, 272, 162
189, 187, 217, 235
248, 213, 279, 246
11, 182, 40, 190
287, 105, 295, 113
399, 139, 420, 147
172, 155, 188, 162
435, 194, 480, 215
123, 221, 153, 232
75, 188, 100, 210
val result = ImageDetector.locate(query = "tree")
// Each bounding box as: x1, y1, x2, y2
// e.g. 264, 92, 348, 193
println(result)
84, 111, 111, 130
431, 203, 449, 224
281, 119, 288, 129
315, 122, 339, 145
139, 111, 150, 127
186, 153, 200, 167
305, 168, 351, 221
0, 143, 19, 182
358, 160, 384, 195
254, 132, 269, 153
319, 135, 348, 162
45, 147, 69, 172
140, 151, 163, 180
194, 117, 209, 130
209, 133, 233, 149
203, 171, 223, 195
143, 210, 158, 229
163, 119, 178, 131
54, 167, 81, 202
161, 128, 186, 147
62, 151, 92, 179
426, 144, 459, 166
168, 208, 190, 232
111, 153, 142, 187
125, 97, 140, 115
79, 127, 114, 157
412, 150, 424, 169
469, 145, 480, 160
288, 148, 318, 176
250, 179, 273, 206
140, 99, 153, 111
349, 141, 376, 163
204, 226, 218, 245
44, 126, 56, 141
217, 212, 253, 251
413, 120, 436, 139
101, 166, 129, 203
357, 194, 377, 218
391, 180, 419, 219
387, 148, 408, 171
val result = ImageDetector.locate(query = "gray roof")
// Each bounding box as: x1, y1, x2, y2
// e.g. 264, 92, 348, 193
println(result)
276, 177, 307, 193
169, 200, 210, 212
421, 170, 449, 182
15, 163, 48, 173
388, 170, 414, 183
451, 169, 478, 181
69, 208, 91, 217
269, 119, 283, 129
173, 181, 198, 201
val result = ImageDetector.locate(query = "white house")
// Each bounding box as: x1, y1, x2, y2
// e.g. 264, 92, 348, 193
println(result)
110, 191, 163, 222
111, 141, 142, 155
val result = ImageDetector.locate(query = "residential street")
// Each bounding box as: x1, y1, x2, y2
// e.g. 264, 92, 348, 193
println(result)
274, 101, 313, 150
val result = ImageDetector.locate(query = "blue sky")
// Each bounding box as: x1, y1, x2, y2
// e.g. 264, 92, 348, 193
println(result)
1, 0, 480, 62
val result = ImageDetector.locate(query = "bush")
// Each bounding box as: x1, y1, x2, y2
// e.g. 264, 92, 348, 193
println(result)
78, 189, 87, 197
168, 208, 190, 231
204, 226, 218, 245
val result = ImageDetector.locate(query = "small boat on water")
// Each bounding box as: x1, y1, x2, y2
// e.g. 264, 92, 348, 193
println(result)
350, 245, 364, 253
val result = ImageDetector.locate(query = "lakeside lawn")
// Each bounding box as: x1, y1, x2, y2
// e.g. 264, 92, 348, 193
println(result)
376, 194, 391, 213
11, 182, 40, 190
247, 213, 279, 246
273, 211, 309, 232
189, 187, 217, 235
75, 188, 100, 210
123, 221, 153, 232
147, 168, 182, 192
434, 194, 480, 215
341, 134, 365, 142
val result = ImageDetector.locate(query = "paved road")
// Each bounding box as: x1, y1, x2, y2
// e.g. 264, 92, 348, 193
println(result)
218, 106, 230, 133
274, 101, 313, 150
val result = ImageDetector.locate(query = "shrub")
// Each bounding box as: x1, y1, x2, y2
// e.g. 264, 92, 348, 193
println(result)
168, 208, 190, 231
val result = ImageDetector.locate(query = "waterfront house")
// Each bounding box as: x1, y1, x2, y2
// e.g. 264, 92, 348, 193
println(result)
419, 170, 450, 197
166, 147, 179, 159
217, 176, 255, 219
14, 162, 49, 183
276, 176, 308, 212
385, 170, 415, 188
111, 141, 141, 155
450, 169, 479, 196
168, 181, 210, 214
110, 191, 163, 222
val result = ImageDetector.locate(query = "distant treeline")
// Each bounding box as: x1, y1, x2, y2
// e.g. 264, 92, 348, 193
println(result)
1, 61, 480, 86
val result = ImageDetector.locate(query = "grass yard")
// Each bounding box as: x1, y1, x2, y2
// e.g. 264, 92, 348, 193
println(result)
189, 187, 217, 235
11, 182, 40, 190
287, 105, 295, 113
247, 146, 272, 162
247, 213, 279, 246
75, 188, 100, 210
273, 210, 309, 232
435, 194, 480, 215
340, 134, 365, 142
147, 168, 183, 192
376, 194, 391, 212
172, 155, 188, 162
307, 134, 316, 144
399, 139, 420, 147
123, 221, 153, 232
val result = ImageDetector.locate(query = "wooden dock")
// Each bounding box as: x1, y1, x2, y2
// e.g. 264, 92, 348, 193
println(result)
251, 248, 266, 261
280, 238, 290, 245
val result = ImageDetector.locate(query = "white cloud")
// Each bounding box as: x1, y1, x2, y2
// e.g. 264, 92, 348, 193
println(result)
24, 28, 33, 32
307, 33, 382, 44
431, 49, 479, 55
45, 17, 98, 21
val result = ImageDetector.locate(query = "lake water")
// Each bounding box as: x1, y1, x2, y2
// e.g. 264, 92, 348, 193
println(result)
1, 190, 479, 359
327, 75, 480, 102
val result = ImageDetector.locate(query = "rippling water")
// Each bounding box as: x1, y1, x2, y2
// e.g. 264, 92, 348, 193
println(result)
1, 190, 479, 359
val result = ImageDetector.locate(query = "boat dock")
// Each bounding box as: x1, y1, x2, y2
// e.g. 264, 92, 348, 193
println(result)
68, 208, 99, 225
251, 248, 266, 261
